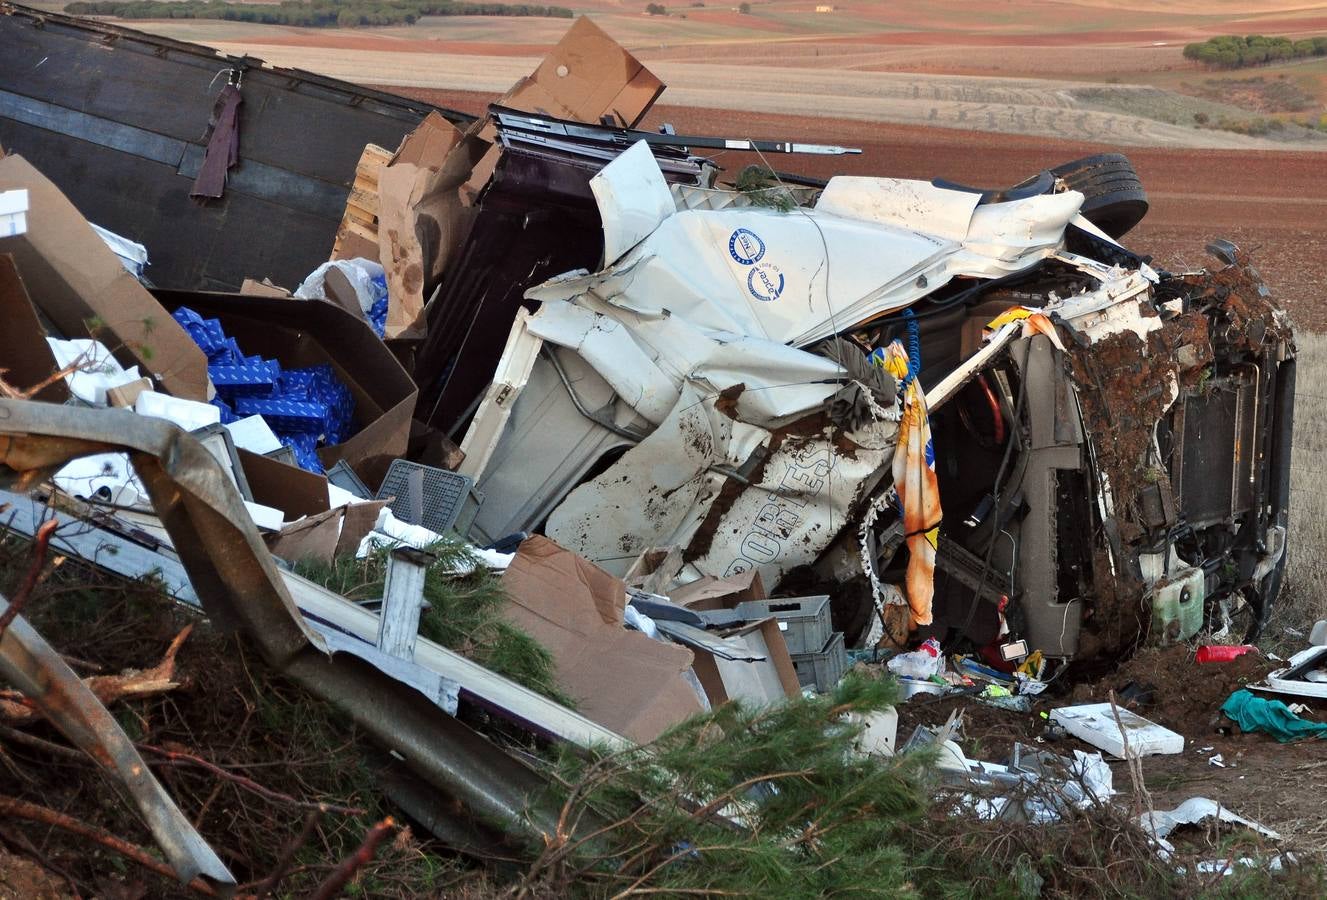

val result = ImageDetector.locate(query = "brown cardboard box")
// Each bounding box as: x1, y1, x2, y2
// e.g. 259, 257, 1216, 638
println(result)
670, 571, 767, 613
0, 253, 69, 403
0, 155, 209, 400
152, 289, 418, 491
501, 536, 704, 743
238, 449, 330, 520
105, 378, 153, 409
690, 617, 801, 708
498, 16, 663, 128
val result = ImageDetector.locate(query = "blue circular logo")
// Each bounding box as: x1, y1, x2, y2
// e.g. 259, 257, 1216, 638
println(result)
747, 263, 784, 302
728, 228, 765, 265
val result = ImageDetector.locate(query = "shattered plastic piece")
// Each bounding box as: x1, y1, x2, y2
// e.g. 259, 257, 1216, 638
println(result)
53, 452, 152, 511
1137, 797, 1279, 858
90, 222, 149, 278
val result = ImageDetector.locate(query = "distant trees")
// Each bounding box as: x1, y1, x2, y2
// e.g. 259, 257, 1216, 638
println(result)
645, 3, 666, 14
1183, 34, 1327, 69
739, 1, 750, 12
63, 0, 575, 28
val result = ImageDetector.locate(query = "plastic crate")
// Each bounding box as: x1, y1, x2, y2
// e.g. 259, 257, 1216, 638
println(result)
376, 460, 474, 536
736, 595, 831, 656
791, 632, 847, 693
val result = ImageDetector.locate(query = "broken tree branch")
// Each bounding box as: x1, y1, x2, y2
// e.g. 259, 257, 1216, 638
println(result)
249, 809, 322, 898
0, 794, 217, 896
0, 518, 57, 642
139, 744, 365, 816
307, 817, 396, 900
0, 624, 191, 724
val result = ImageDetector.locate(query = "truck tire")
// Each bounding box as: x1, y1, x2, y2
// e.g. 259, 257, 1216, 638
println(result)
1050, 153, 1149, 239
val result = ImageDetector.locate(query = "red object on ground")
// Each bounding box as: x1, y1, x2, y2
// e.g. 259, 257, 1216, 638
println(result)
1196, 645, 1256, 664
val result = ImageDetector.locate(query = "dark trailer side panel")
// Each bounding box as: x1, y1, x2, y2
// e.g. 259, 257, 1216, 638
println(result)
0, 4, 472, 291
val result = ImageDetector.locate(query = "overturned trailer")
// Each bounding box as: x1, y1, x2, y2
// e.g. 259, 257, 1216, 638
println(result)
429, 114, 1295, 664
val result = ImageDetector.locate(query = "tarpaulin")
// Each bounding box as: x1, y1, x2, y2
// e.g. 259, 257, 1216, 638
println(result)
892, 374, 941, 627
1221, 689, 1327, 743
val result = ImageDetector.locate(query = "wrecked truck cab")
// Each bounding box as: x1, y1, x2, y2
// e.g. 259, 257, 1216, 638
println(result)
862, 244, 1295, 663
435, 114, 1294, 665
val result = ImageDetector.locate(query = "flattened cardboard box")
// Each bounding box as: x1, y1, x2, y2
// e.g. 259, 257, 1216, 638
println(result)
501, 536, 704, 744
153, 289, 418, 491
0, 155, 209, 400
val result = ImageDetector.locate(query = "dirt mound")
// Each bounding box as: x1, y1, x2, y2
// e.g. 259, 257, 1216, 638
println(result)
1073, 644, 1272, 739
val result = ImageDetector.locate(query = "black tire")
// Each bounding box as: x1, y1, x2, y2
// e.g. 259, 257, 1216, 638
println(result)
1050, 152, 1149, 238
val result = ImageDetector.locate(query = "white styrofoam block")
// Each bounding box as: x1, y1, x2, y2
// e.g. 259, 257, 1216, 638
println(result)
53, 452, 153, 511
0, 188, 28, 237
225, 414, 283, 455
1050, 703, 1183, 758
243, 500, 286, 532
45, 337, 142, 406
327, 483, 361, 510
134, 390, 220, 431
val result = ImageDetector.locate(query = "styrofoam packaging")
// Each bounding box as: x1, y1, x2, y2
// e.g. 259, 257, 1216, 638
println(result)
134, 390, 221, 431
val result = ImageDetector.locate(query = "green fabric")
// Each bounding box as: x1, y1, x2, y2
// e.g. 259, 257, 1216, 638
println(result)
1221, 689, 1327, 743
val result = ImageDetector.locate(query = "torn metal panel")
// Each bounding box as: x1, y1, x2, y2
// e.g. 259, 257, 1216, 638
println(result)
592, 140, 676, 267
0, 594, 234, 889
0, 486, 628, 749
0, 399, 596, 843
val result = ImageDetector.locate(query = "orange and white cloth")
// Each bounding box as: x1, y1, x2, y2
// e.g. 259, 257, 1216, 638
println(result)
891, 363, 942, 628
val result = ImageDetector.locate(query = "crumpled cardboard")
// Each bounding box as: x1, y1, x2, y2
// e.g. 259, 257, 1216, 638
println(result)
265, 500, 386, 564
500, 536, 704, 743
373, 16, 663, 340
377, 114, 486, 340
497, 16, 663, 128
0, 154, 209, 400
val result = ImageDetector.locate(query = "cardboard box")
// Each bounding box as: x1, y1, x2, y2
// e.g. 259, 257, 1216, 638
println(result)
691, 617, 801, 708
0, 253, 70, 403
152, 289, 418, 491
0, 154, 209, 400
498, 16, 664, 128
238, 448, 331, 520
501, 536, 705, 743
670, 571, 767, 613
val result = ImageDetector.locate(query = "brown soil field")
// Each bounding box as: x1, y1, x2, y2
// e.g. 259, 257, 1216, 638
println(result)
388, 86, 1327, 329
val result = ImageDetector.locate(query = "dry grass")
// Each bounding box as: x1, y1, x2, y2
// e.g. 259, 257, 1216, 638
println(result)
1276, 329, 1327, 635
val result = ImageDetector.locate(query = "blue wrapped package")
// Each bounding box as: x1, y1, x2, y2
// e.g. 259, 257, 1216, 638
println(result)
210, 360, 281, 398
235, 396, 329, 435
172, 306, 357, 475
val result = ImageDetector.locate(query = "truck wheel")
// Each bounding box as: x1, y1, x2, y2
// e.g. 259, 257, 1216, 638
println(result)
1051, 153, 1149, 238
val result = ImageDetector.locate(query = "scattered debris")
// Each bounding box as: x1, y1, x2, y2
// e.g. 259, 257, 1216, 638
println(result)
0, 4, 1312, 894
